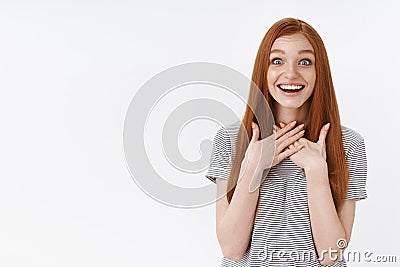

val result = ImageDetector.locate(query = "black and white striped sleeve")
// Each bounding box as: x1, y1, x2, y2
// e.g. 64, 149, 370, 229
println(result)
345, 137, 368, 201
205, 127, 233, 183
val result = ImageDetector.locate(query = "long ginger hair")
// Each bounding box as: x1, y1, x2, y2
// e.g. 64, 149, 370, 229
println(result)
227, 18, 348, 212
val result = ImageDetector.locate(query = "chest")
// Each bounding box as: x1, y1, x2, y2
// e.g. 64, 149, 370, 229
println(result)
258, 158, 309, 218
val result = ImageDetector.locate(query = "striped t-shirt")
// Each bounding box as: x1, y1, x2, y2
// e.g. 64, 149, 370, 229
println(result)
205, 121, 367, 267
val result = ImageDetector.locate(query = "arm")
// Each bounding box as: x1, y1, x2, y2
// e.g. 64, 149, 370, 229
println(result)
305, 160, 356, 265
215, 167, 262, 262
280, 122, 366, 265
214, 121, 304, 262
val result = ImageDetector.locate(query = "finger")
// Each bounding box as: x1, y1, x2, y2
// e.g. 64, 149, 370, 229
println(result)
251, 122, 260, 143
273, 125, 278, 134
274, 120, 297, 139
277, 124, 304, 143
289, 144, 294, 150
318, 122, 330, 144
276, 130, 305, 152
297, 138, 308, 145
279, 144, 304, 159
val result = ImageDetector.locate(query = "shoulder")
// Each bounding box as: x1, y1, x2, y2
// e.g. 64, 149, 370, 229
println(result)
340, 125, 365, 157
215, 121, 242, 143
340, 125, 368, 200
213, 121, 242, 155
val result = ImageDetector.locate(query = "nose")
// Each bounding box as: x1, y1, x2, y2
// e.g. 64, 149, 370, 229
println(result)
284, 62, 299, 79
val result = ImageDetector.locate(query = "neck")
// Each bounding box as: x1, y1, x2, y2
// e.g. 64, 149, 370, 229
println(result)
274, 101, 310, 126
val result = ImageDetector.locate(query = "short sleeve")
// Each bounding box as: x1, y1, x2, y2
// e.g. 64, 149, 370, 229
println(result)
205, 127, 233, 183
345, 137, 368, 201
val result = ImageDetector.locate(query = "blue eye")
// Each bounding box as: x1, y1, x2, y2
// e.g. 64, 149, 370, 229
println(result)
299, 59, 311, 66
271, 58, 283, 65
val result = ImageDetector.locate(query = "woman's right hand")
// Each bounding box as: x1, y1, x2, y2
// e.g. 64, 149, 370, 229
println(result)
240, 120, 305, 180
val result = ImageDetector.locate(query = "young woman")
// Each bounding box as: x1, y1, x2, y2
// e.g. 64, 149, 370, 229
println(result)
206, 18, 367, 266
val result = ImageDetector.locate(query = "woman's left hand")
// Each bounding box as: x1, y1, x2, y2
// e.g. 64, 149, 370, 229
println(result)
276, 122, 330, 170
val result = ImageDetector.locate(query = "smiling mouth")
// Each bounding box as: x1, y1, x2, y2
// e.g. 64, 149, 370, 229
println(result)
277, 84, 305, 93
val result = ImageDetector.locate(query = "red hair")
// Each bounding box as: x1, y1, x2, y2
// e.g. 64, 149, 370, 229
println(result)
227, 18, 348, 214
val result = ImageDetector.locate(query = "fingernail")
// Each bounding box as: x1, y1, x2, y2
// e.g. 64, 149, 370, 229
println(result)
279, 122, 284, 128
290, 121, 296, 127
298, 124, 304, 130
325, 123, 330, 130
300, 130, 305, 135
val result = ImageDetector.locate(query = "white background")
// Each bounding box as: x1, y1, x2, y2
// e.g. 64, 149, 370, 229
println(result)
0, 0, 399, 266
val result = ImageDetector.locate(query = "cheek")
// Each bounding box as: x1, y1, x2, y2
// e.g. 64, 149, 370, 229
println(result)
310, 75, 316, 89
267, 69, 278, 86
303, 70, 316, 87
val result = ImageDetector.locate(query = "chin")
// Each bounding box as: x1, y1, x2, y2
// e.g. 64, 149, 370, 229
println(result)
275, 100, 306, 109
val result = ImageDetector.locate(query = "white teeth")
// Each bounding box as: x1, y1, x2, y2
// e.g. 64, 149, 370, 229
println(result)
279, 84, 303, 90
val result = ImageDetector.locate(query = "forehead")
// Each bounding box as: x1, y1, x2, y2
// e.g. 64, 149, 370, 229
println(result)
271, 33, 314, 52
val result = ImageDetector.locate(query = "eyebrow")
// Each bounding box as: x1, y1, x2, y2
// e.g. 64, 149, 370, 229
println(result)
270, 49, 315, 55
